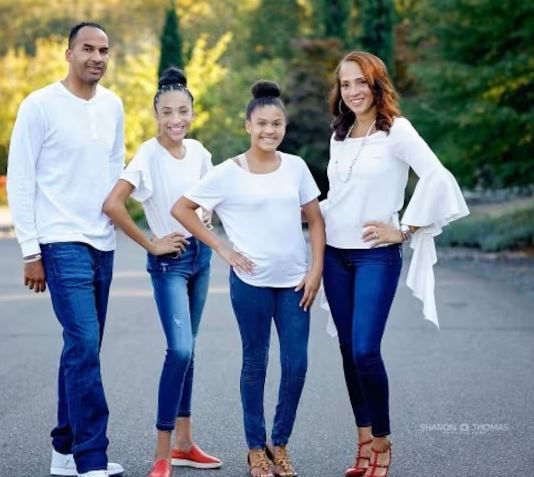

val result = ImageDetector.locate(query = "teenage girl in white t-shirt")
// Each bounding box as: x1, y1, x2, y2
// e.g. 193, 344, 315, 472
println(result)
103, 67, 221, 477
172, 81, 326, 477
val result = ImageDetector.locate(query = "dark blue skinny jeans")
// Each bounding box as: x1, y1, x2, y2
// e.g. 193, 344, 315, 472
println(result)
41, 242, 113, 474
229, 269, 310, 449
323, 244, 402, 437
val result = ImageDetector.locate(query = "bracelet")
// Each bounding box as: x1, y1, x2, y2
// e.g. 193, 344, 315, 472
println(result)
23, 253, 42, 264
400, 225, 412, 243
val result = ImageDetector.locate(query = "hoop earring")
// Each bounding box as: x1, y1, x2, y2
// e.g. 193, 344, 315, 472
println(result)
338, 99, 345, 115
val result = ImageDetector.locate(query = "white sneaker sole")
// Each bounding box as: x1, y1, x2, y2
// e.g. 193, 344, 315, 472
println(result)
50, 468, 77, 477
171, 458, 222, 469
50, 465, 124, 476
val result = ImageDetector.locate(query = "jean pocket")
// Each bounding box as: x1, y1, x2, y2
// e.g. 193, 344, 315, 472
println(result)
46, 244, 93, 283
146, 255, 168, 274
365, 245, 402, 267
147, 253, 191, 275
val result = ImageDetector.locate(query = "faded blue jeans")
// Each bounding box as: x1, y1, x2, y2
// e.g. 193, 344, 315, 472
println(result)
229, 269, 310, 449
41, 242, 113, 474
323, 244, 402, 437
147, 237, 211, 431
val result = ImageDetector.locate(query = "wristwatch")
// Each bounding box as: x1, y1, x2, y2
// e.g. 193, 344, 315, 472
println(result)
400, 225, 412, 243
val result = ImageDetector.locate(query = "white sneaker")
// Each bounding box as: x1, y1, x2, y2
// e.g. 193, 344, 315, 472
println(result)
50, 448, 124, 476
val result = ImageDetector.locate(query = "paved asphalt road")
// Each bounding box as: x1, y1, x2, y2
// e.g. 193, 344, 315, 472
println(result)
1, 232, 533, 477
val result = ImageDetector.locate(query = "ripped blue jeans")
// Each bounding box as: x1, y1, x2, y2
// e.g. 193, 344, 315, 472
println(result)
146, 238, 211, 431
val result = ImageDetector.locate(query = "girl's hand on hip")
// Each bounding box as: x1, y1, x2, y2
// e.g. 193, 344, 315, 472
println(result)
217, 243, 255, 275
295, 268, 322, 312
150, 232, 189, 255
362, 221, 402, 247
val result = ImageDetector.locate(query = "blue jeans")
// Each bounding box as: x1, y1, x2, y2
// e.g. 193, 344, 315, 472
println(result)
147, 238, 211, 431
323, 244, 402, 437
229, 269, 310, 449
41, 242, 114, 474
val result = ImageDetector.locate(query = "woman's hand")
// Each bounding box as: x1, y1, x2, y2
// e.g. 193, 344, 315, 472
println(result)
295, 267, 322, 312
149, 232, 190, 256
362, 221, 402, 247
215, 243, 255, 275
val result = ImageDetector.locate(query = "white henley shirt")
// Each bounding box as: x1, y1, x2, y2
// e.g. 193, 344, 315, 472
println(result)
7, 81, 125, 257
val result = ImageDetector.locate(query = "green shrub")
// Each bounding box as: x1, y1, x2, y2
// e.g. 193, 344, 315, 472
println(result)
437, 202, 534, 251
125, 198, 147, 229
0, 175, 6, 206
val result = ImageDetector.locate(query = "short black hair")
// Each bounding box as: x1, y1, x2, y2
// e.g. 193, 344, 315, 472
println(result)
68, 22, 107, 48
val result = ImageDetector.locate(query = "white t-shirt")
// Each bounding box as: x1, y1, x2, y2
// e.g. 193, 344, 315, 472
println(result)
184, 152, 320, 287
7, 81, 125, 257
120, 137, 212, 238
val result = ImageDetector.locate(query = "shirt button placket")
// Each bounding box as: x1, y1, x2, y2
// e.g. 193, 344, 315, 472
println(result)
88, 103, 98, 140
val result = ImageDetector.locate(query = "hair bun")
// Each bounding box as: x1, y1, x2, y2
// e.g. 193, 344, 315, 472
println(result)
251, 80, 281, 99
158, 66, 187, 88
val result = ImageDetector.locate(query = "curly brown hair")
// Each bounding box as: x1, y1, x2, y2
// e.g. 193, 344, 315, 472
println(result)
329, 51, 401, 141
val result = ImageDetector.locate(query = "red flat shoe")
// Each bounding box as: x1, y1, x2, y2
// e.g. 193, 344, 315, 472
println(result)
345, 438, 372, 477
148, 459, 171, 477
365, 442, 392, 477
171, 443, 222, 469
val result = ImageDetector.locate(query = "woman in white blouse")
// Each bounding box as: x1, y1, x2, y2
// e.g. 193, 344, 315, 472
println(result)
321, 51, 469, 477
103, 67, 221, 477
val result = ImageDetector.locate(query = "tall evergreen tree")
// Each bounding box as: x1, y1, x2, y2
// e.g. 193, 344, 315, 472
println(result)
407, 0, 534, 187
248, 0, 302, 63
158, 0, 184, 77
311, 0, 355, 47
360, 0, 394, 74
321, 0, 350, 47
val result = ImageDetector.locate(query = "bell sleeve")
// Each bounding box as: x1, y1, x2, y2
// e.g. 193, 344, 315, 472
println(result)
397, 118, 470, 328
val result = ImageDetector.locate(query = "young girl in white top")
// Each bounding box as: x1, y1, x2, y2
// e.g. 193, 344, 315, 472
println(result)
172, 81, 325, 477
321, 51, 469, 477
103, 67, 221, 477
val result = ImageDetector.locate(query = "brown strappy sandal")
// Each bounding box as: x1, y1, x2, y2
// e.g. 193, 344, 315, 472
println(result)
265, 445, 298, 477
247, 449, 274, 477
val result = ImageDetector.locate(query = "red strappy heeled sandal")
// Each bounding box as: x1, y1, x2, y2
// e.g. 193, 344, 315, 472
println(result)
365, 442, 392, 477
345, 438, 372, 477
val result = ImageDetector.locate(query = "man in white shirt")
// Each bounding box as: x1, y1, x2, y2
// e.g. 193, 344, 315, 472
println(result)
7, 22, 125, 477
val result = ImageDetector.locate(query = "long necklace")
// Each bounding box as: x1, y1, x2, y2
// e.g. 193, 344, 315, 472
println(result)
335, 120, 376, 183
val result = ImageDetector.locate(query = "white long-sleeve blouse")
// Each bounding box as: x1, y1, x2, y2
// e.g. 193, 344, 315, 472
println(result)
321, 117, 469, 328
